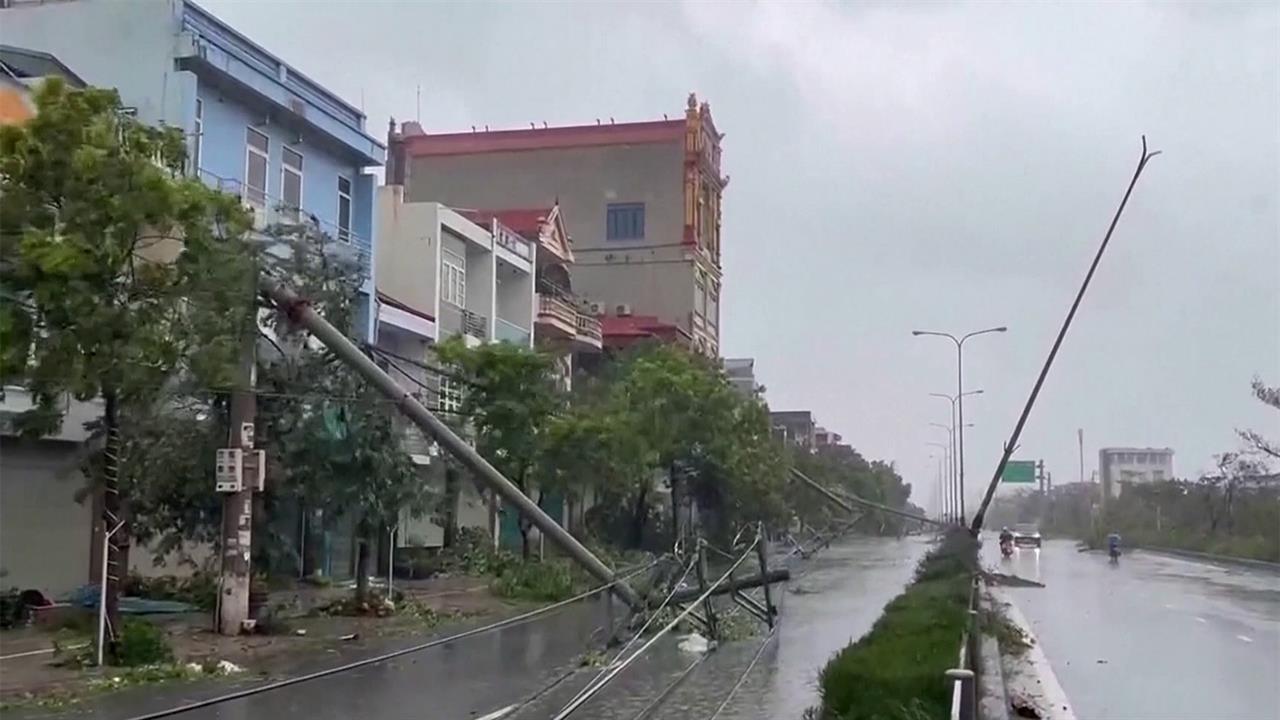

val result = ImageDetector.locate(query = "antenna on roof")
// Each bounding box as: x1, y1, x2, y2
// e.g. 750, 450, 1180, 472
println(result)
415, 84, 421, 122
609, 117, 615, 124
663, 113, 668, 120
471, 125, 476, 133
530, 122, 536, 129
596, 118, 601, 125
542, 121, 548, 128
485, 124, 490, 132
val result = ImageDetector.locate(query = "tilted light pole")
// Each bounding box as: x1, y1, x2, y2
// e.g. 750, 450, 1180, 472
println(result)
928, 423, 954, 521
914, 327, 1008, 523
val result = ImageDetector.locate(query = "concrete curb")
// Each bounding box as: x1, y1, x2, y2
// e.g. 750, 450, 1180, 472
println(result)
1137, 545, 1280, 572
988, 586, 1077, 720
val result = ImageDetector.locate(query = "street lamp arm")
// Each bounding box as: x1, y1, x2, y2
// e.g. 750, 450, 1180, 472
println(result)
959, 326, 1008, 345
912, 330, 960, 345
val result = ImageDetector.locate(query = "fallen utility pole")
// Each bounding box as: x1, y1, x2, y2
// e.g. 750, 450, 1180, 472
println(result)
667, 568, 790, 604
970, 137, 1160, 534
259, 276, 642, 610
791, 468, 946, 527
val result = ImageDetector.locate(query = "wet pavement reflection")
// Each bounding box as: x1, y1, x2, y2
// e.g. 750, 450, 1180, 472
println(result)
984, 538, 1280, 720
507, 535, 930, 720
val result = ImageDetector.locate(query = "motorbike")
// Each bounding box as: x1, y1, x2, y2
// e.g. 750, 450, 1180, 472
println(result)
1108, 546, 1120, 565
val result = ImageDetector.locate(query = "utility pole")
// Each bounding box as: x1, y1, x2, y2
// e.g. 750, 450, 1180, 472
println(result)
219, 334, 256, 635
1077, 428, 1085, 485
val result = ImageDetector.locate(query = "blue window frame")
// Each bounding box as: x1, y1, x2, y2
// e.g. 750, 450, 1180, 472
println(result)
606, 203, 645, 241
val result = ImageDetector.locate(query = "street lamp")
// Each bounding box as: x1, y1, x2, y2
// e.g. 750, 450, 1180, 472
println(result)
914, 327, 1008, 523
929, 391, 980, 528
926, 441, 951, 522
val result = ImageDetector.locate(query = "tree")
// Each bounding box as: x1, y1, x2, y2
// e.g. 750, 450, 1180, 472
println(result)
0, 80, 254, 643
434, 338, 562, 557
1238, 376, 1279, 462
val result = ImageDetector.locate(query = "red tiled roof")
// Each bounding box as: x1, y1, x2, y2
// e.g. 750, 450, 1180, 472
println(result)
458, 208, 551, 240
600, 314, 691, 342
403, 119, 685, 157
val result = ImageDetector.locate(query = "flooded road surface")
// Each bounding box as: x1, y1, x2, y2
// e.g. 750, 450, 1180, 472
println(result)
506, 534, 930, 720
986, 539, 1280, 720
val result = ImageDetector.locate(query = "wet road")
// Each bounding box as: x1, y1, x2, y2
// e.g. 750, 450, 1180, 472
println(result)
505, 535, 930, 720
985, 538, 1280, 720
18, 599, 619, 720
22, 536, 926, 720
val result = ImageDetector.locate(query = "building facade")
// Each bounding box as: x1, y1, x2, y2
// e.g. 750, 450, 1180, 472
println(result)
386, 94, 726, 356
723, 358, 761, 399
770, 410, 817, 450
1098, 447, 1175, 497
1, 0, 385, 340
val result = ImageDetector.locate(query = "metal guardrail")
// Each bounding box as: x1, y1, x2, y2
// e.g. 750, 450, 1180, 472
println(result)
950, 574, 981, 720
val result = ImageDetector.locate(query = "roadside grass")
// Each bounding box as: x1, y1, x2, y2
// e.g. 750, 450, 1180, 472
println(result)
813, 530, 976, 720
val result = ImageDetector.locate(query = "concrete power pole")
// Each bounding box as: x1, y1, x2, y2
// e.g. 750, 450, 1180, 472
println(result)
218, 315, 258, 635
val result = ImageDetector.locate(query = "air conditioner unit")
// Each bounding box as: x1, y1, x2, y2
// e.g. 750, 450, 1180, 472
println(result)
615, 304, 633, 317
588, 301, 608, 316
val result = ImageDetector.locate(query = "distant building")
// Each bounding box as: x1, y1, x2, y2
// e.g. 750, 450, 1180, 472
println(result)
0, 44, 85, 125
1099, 447, 1174, 497
386, 93, 727, 356
770, 410, 816, 450
815, 427, 843, 447
723, 358, 761, 399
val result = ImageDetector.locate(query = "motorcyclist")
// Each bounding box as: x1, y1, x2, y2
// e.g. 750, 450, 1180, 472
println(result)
999, 526, 1015, 555
1107, 532, 1122, 561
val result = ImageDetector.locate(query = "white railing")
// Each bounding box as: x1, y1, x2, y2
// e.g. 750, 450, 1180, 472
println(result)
196, 168, 369, 275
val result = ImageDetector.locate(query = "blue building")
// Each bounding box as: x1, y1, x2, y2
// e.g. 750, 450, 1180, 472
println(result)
0, 0, 385, 340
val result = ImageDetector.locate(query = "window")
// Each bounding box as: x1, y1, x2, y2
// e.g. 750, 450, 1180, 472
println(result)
190, 98, 203, 175
336, 176, 352, 242
708, 284, 719, 328
606, 203, 645, 241
245, 127, 269, 207
695, 274, 707, 318
438, 374, 463, 414
281, 147, 303, 220
441, 250, 466, 307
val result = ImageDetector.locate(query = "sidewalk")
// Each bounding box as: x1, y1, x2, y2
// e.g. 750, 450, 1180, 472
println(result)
0, 574, 518, 708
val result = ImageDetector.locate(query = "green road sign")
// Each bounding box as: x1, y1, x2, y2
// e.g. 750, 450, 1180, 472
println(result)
1002, 460, 1036, 484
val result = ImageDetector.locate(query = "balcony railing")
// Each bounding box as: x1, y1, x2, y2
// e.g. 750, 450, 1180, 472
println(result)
495, 317, 531, 346
575, 314, 602, 344
537, 293, 577, 329
462, 309, 487, 341
197, 168, 369, 277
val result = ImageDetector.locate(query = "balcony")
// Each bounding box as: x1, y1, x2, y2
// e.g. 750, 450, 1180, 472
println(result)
536, 293, 577, 339
439, 302, 488, 344
198, 168, 369, 279
574, 314, 603, 351
494, 317, 532, 346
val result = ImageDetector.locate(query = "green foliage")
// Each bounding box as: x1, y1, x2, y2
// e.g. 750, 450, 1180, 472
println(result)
490, 560, 576, 602
441, 528, 517, 576
121, 572, 218, 612
0, 78, 255, 430
790, 445, 915, 535
110, 618, 173, 667
0, 588, 25, 629
815, 531, 975, 720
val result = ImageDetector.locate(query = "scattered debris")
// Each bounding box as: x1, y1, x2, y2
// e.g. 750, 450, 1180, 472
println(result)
984, 571, 1046, 588
1095, 659, 1108, 664
215, 660, 243, 674
1011, 695, 1045, 718
339, 633, 358, 642
677, 633, 710, 654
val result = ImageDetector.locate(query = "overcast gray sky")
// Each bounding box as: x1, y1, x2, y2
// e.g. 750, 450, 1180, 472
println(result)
204, 0, 1279, 512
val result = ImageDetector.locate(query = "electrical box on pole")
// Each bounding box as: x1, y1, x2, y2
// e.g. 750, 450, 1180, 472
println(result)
215, 449, 244, 493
